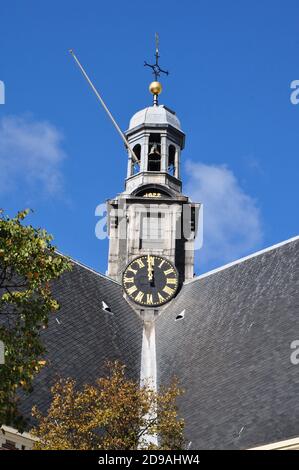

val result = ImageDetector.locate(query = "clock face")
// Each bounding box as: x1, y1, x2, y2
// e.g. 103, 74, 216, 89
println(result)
122, 255, 179, 307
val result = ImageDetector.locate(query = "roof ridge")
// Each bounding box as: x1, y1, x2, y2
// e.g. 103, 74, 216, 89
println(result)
185, 235, 299, 286
55, 250, 121, 286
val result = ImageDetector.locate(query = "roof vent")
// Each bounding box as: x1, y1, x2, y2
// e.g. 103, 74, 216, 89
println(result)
175, 309, 185, 321
102, 301, 113, 315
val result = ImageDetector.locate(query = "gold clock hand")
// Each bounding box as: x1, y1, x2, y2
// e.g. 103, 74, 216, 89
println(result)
147, 254, 153, 281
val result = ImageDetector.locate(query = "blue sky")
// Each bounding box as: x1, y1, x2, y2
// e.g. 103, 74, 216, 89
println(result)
0, 0, 298, 275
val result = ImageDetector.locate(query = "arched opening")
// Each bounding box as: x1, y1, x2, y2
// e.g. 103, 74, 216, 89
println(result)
148, 134, 161, 171
168, 145, 176, 176
148, 150, 161, 171
132, 144, 141, 174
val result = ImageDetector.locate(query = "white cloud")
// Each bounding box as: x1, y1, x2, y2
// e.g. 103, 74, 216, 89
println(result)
185, 161, 263, 269
0, 115, 66, 196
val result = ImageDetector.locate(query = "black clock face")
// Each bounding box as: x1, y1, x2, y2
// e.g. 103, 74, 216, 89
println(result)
122, 255, 179, 307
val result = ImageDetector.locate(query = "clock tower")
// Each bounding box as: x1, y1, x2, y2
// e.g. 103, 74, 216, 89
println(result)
106, 41, 200, 311
107, 87, 200, 307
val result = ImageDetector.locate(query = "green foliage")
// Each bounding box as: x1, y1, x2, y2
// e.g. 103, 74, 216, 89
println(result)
0, 209, 71, 429
32, 361, 185, 450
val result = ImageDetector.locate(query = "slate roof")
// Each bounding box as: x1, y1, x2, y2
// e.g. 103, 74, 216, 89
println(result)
19, 260, 143, 422
156, 236, 299, 449
6, 236, 299, 449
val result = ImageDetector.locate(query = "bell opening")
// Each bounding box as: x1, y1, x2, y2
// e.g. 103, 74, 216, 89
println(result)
132, 144, 141, 174
168, 144, 176, 176
148, 134, 161, 172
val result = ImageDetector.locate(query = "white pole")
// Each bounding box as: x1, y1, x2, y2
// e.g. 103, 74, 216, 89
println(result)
69, 49, 139, 163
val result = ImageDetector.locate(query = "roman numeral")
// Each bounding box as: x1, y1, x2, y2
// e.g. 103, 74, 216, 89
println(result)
166, 277, 177, 285
146, 294, 154, 305
164, 268, 175, 276
127, 285, 137, 295
135, 291, 144, 303
135, 258, 145, 268
127, 266, 138, 275
158, 293, 165, 303
163, 285, 175, 296
159, 260, 166, 268
123, 276, 134, 284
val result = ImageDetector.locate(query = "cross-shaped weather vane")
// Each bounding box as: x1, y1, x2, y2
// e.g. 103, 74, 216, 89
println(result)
144, 33, 169, 81
144, 33, 169, 105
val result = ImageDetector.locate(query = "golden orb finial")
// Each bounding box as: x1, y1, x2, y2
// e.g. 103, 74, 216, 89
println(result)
149, 81, 162, 95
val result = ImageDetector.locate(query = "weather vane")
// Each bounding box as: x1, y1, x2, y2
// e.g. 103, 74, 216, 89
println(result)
144, 33, 169, 105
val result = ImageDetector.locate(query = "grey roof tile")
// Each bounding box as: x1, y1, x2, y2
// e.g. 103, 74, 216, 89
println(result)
18, 261, 142, 423
4, 237, 299, 449
156, 237, 299, 449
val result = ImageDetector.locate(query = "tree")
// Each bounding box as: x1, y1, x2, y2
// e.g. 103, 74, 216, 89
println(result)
0, 209, 71, 429
31, 361, 185, 450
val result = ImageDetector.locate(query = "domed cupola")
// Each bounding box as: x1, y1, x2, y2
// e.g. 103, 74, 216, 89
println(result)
124, 100, 185, 195
129, 104, 182, 131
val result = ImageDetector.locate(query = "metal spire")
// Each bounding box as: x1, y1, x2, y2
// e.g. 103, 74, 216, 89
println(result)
144, 33, 169, 82
144, 34, 169, 106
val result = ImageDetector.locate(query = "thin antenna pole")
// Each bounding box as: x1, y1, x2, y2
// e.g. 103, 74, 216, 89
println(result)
69, 49, 139, 163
